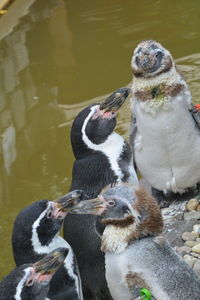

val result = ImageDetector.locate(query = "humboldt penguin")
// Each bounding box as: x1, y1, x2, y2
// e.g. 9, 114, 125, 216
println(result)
130, 39, 200, 207
73, 184, 200, 300
64, 87, 138, 299
12, 190, 84, 300
0, 248, 68, 300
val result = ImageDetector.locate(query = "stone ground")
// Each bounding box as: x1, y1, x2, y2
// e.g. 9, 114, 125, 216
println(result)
163, 197, 200, 275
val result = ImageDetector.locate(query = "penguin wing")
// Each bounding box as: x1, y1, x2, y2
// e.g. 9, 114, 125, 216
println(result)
126, 271, 151, 300
190, 104, 200, 130
129, 114, 138, 172
130, 114, 137, 149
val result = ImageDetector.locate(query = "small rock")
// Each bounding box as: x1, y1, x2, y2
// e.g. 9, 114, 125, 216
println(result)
191, 231, 199, 237
184, 211, 200, 220
196, 238, 200, 243
176, 246, 192, 256
191, 252, 200, 258
183, 255, 197, 268
186, 198, 199, 211
193, 260, 200, 276
193, 224, 200, 236
182, 232, 197, 241
192, 244, 200, 254
196, 204, 200, 212
184, 241, 198, 247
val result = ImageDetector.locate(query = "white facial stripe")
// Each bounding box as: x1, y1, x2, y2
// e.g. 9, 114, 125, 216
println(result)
14, 267, 32, 300
81, 106, 125, 180
31, 202, 51, 254
31, 202, 82, 299
64, 248, 83, 300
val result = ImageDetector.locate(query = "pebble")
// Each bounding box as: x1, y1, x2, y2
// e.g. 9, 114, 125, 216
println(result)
183, 255, 197, 268
193, 224, 200, 236
172, 198, 200, 274
182, 231, 197, 241
193, 260, 200, 276
184, 241, 198, 247
191, 252, 200, 258
192, 244, 200, 254
184, 211, 200, 220
176, 246, 191, 256
186, 198, 199, 211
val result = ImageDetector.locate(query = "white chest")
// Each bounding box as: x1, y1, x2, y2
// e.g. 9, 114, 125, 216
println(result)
105, 245, 170, 300
132, 95, 200, 192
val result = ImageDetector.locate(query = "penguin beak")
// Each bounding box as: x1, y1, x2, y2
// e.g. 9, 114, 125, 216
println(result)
140, 54, 153, 70
99, 87, 130, 113
54, 190, 83, 213
69, 196, 107, 215
33, 248, 68, 284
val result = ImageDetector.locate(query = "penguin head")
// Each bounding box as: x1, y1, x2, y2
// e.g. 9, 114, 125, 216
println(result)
131, 40, 174, 79
13, 248, 68, 300
12, 190, 83, 250
71, 87, 130, 159
74, 185, 163, 237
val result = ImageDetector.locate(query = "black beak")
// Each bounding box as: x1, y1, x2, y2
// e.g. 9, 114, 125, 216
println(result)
99, 87, 130, 112
34, 248, 68, 275
55, 190, 83, 212
140, 55, 152, 70
69, 197, 107, 215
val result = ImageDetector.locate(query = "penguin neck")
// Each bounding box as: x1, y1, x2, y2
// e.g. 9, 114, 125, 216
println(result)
132, 66, 181, 90
101, 222, 139, 254
31, 203, 64, 255
132, 66, 188, 103
81, 108, 125, 180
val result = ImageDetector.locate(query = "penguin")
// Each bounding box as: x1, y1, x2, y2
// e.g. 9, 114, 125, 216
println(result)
64, 87, 138, 300
12, 190, 84, 300
73, 184, 200, 300
130, 39, 200, 207
0, 248, 68, 300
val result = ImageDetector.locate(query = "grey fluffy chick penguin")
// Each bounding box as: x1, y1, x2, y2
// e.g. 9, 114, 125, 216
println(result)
74, 184, 200, 300
130, 39, 200, 208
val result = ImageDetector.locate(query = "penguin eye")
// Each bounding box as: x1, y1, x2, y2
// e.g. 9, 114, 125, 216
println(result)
47, 210, 53, 219
156, 50, 162, 58
26, 278, 34, 286
108, 200, 115, 207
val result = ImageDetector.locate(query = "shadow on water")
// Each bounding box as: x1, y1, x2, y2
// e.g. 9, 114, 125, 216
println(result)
0, 0, 200, 278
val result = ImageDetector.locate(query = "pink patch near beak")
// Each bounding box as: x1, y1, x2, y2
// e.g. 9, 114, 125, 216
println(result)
52, 202, 67, 219
37, 273, 54, 283
97, 195, 108, 214
92, 107, 116, 120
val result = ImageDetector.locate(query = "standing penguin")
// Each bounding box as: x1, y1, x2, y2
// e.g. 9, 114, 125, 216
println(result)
64, 87, 138, 299
12, 190, 84, 300
130, 40, 200, 207
73, 185, 200, 300
0, 248, 68, 300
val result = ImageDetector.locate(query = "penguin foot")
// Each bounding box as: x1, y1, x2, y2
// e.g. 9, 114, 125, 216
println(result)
152, 184, 200, 209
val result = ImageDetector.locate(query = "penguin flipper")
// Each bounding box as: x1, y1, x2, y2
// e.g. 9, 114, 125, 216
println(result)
126, 271, 151, 299
130, 114, 138, 172
190, 104, 200, 130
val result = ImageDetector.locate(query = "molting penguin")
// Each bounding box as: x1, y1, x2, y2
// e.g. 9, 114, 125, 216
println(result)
75, 185, 200, 300
64, 87, 138, 300
12, 190, 84, 300
130, 39, 200, 207
0, 248, 68, 300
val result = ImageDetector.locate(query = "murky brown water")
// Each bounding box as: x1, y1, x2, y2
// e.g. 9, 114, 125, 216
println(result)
0, 0, 200, 279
